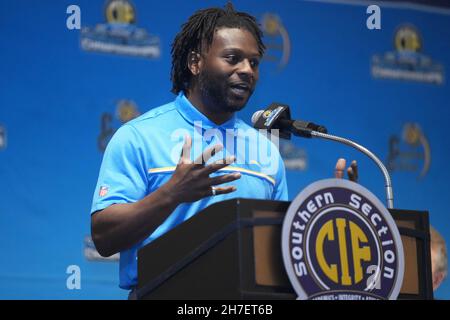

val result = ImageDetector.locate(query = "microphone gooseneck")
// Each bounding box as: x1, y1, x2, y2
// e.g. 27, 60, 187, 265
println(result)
251, 107, 394, 209
309, 130, 394, 209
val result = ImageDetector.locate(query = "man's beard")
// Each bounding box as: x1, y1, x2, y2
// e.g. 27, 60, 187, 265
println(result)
197, 70, 250, 113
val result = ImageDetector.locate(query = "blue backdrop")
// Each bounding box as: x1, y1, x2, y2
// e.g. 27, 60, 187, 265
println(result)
0, 0, 449, 299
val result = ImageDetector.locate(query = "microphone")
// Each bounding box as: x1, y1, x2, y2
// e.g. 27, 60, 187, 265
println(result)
251, 103, 327, 139
251, 103, 394, 208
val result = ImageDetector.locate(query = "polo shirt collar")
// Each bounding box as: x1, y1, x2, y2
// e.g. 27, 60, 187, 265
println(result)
175, 92, 237, 130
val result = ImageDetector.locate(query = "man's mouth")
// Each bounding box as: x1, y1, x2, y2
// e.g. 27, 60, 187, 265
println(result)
229, 82, 251, 97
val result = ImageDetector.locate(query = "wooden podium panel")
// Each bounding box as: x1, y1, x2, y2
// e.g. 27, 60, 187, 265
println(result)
137, 199, 433, 300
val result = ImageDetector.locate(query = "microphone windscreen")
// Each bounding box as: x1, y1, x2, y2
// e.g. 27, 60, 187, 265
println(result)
251, 110, 264, 126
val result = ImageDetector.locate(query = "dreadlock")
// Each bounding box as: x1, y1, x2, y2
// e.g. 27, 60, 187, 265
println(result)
170, 2, 265, 94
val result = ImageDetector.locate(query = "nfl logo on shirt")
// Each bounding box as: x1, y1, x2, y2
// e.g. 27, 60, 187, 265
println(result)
99, 186, 109, 197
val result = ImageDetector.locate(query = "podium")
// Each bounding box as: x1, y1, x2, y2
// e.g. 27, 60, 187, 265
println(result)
136, 199, 433, 300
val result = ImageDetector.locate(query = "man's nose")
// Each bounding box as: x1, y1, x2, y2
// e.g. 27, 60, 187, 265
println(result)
237, 59, 254, 79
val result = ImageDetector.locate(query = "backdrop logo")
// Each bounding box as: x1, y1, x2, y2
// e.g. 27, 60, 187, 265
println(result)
260, 13, 290, 72
386, 123, 431, 179
371, 24, 444, 84
282, 179, 404, 300
279, 140, 307, 171
0, 125, 6, 150
84, 235, 119, 262
80, 0, 160, 58
98, 99, 141, 152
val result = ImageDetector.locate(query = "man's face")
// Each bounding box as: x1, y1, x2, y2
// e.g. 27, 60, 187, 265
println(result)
197, 27, 261, 113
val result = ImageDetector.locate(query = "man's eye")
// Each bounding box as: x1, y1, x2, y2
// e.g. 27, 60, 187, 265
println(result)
250, 59, 260, 68
226, 55, 239, 64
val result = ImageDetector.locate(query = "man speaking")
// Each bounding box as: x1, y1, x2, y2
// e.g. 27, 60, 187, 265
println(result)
90, 3, 355, 298
90, 3, 288, 297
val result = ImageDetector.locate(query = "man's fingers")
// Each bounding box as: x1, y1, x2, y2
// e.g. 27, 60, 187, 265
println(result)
348, 160, 358, 182
347, 167, 355, 181
208, 172, 241, 186
179, 135, 192, 164
194, 143, 223, 165
351, 160, 358, 178
203, 156, 236, 175
335, 158, 346, 179
335, 158, 358, 181
208, 186, 237, 196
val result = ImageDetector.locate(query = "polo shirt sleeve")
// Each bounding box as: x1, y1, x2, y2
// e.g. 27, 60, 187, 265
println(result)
91, 124, 148, 214
272, 151, 289, 201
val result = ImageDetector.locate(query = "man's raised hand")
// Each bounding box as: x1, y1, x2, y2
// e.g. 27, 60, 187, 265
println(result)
165, 135, 241, 203
334, 158, 358, 182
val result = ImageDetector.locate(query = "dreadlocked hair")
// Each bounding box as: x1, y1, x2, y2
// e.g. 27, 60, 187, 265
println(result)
170, 2, 265, 94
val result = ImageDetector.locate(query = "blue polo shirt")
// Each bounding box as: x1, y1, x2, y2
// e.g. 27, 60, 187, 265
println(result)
91, 92, 288, 290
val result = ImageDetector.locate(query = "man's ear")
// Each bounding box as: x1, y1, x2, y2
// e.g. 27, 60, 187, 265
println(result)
187, 51, 202, 76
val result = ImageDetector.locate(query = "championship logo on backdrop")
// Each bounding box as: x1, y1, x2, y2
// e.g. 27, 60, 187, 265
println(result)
84, 235, 119, 262
371, 24, 444, 84
98, 99, 141, 152
386, 123, 431, 179
282, 179, 404, 300
260, 13, 290, 72
81, 0, 160, 58
0, 125, 6, 150
279, 140, 308, 171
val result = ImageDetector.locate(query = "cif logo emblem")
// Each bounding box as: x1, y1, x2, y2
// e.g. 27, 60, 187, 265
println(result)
105, 0, 136, 24
260, 13, 290, 71
282, 179, 404, 300
371, 23, 444, 84
394, 25, 421, 52
80, 0, 160, 58
315, 214, 373, 286
98, 100, 140, 152
386, 123, 431, 179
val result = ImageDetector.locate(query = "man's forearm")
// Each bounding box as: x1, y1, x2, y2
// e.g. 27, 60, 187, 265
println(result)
91, 184, 180, 257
